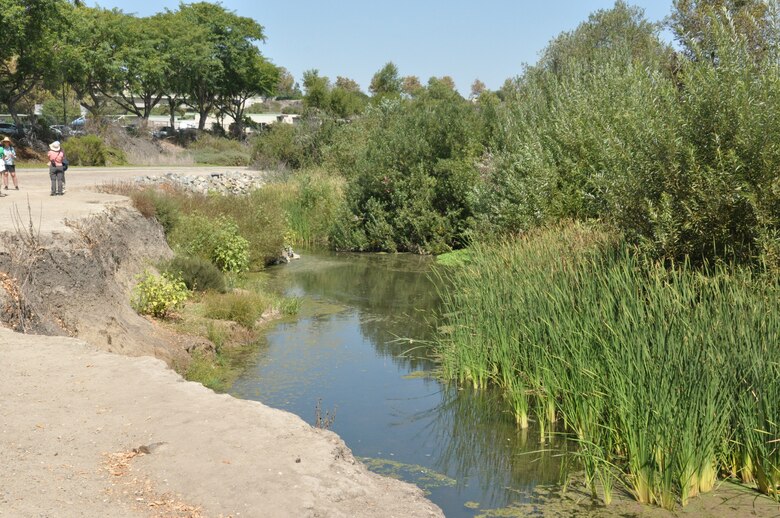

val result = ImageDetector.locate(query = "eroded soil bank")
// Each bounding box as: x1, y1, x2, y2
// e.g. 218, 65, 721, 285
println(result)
0, 328, 441, 517
0, 172, 442, 517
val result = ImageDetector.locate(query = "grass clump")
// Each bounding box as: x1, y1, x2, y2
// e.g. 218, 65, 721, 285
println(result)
185, 350, 232, 392
262, 170, 346, 247
163, 255, 226, 293
189, 134, 251, 166
201, 290, 274, 329
435, 249, 473, 267
128, 188, 181, 234
436, 222, 780, 508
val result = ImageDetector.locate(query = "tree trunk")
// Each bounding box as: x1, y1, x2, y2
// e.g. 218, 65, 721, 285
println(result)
166, 97, 178, 129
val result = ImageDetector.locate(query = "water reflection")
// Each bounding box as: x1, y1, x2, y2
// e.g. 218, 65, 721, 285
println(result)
230, 251, 565, 518
265, 251, 440, 370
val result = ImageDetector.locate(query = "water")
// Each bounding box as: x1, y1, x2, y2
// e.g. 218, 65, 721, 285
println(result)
229, 251, 564, 517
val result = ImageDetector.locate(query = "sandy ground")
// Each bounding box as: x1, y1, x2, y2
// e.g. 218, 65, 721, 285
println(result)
0, 167, 443, 518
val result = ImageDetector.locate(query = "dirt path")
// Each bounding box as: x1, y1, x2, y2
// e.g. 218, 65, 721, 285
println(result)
0, 166, 249, 233
0, 167, 443, 517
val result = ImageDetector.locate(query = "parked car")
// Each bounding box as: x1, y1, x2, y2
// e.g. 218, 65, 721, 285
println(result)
153, 126, 175, 139
50, 125, 72, 138
0, 122, 24, 138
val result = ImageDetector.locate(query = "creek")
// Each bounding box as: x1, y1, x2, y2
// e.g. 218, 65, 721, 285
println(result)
229, 251, 565, 517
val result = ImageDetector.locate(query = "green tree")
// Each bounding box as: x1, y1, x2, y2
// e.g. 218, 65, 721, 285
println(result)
670, 0, 772, 61
369, 62, 401, 97
275, 67, 301, 99
329, 76, 367, 118
59, 6, 130, 116
107, 15, 169, 122
302, 69, 330, 111
431, 75, 457, 92
335, 76, 362, 93
217, 54, 279, 137
331, 86, 482, 253
173, 3, 268, 130
538, 0, 670, 77
150, 9, 188, 129
0, 0, 65, 125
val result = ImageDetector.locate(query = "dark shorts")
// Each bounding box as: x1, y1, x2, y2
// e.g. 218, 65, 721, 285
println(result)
4, 165, 14, 173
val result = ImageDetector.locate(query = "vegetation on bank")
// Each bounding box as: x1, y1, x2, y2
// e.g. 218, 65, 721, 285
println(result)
111, 171, 339, 389
436, 223, 780, 508
87, 0, 780, 509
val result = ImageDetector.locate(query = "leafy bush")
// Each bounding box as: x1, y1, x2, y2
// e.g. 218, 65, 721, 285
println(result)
326, 86, 482, 253
131, 271, 189, 318
163, 255, 226, 292
212, 230, 250, 273
479, 3, 780, 267
251, 123, 305, 170
250, 117, 335, 170
168, 214, 250, 273
202, 290, 274, 328
65, 135, 126, 166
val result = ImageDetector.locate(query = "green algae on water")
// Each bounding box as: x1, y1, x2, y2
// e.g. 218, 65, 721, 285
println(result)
359, 457, 456, 493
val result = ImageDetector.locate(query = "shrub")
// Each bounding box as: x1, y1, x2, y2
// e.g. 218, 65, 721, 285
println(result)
262, 170, 346, 247
129, 189, 181, 234
64, 135, 126, 166
202, 290, 274, 328
250, 116, 334, 171
131, 271, 189, 318
163, 255, 226, 293
191, 149, 251, 166
168, 214, 250, 273
250, 123, 305, 170
188, 134, 252, 165
212, 230, 250, 273
202, 190, 288, 268
326, 90, 481, 253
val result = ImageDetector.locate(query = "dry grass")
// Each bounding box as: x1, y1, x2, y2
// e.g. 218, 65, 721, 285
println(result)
98, 124, 196, 166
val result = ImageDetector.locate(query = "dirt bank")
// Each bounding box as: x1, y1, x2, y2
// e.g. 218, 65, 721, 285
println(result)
0, 328, 441, 517
0, 168, 443, 517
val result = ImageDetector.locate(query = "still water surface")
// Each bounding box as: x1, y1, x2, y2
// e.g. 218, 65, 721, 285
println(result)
229, 251, 563, 517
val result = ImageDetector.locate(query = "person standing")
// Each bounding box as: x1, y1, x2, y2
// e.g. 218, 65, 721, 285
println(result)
47, 141, 65, 196
0, 142, 6, 197
2, 137, 18, 190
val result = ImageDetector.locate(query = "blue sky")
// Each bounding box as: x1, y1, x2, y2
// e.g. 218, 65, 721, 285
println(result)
91, 0, 674, 95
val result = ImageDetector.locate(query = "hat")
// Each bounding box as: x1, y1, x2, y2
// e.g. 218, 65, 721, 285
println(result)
1, 137, 10, 144
49, 141, 61, 151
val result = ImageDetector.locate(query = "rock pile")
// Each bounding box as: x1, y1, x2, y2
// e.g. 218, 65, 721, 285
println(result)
134, 171, 267, 195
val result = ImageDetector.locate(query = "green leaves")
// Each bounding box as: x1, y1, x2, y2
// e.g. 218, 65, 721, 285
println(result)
131, 271, 189, 318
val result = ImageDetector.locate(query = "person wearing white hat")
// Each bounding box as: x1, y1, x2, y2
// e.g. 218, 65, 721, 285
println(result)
2, 137, 18, 190
47, 141, 66, 196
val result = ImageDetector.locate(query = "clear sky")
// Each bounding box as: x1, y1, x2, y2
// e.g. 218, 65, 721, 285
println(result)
90, 0, 675, 95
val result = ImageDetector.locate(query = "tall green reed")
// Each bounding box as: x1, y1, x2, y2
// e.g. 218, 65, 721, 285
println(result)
436, 223, 780, 508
